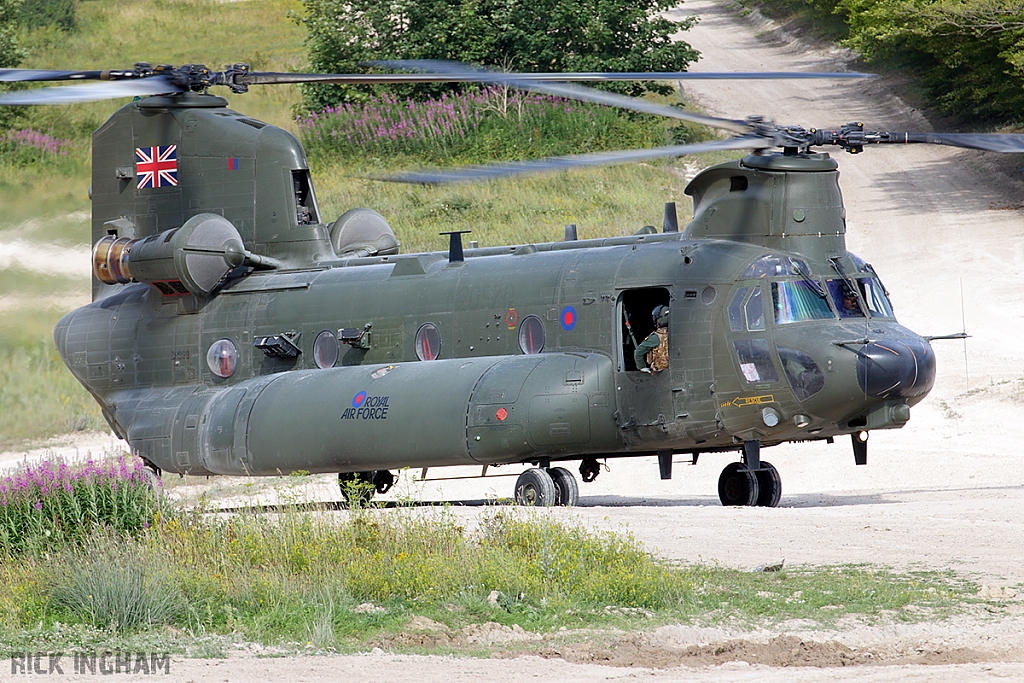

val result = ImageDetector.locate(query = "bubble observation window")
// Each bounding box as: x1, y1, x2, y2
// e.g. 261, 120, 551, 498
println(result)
207, 338, 238, 378
415, 322, 442, 361
313, 329, 339, 368
518, 315, 546, 354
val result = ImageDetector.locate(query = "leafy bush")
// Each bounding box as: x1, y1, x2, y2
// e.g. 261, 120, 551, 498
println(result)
298, 86, 680, 165
298, 0, 699, 109
0, 456, 159, 556
19, 0, 76, 31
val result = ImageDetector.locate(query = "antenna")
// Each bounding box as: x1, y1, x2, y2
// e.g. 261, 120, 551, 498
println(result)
960, 278, 969, 391
663, 202, 678, 233
440, 230, 471, 263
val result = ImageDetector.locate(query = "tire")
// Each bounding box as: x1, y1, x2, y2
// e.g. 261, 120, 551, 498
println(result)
755, 461, 782, 508
548, 467, 579, 507
718, 462, 759, 506
339, 472, 375, 508
514, 468, 557, 507
142, 467, 163, 497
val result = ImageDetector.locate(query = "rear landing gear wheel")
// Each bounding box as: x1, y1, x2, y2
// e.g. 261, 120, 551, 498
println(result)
754, 461, 782, 508
548, 467, 579, 507
718, 462, 759, 506
514, 468, 556, 507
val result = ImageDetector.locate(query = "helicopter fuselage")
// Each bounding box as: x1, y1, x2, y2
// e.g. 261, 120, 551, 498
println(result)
52, 93, 936, 503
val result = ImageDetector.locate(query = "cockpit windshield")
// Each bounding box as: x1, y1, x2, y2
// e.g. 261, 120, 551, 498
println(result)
825, 279, 865, 318
772, 280, 833, 324
858, 277, 895, 317
742, 254, 810, 279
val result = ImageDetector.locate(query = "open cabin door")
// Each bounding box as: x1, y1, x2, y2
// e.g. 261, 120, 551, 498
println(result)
615, 288, 674, 441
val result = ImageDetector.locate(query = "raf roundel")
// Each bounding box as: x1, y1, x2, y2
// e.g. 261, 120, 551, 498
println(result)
352, 391, 367, 408
560, 306, 577, 331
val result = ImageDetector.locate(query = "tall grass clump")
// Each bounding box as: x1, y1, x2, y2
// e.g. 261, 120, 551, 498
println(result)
0, 455, 159, 556
298, 87, 684, 166
51, 538, 183, 632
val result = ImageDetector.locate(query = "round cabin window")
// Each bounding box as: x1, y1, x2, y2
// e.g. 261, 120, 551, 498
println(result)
415, 322, 442, 361
518, 315, 545, 354
313, 329, 339, 368
207, 338, 238, 378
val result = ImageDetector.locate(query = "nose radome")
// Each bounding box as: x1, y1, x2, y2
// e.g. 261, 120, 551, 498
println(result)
856, 339, 935, 399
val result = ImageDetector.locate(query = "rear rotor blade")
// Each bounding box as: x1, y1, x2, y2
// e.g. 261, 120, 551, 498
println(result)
380, 136, 765, 184
372, 60, 753, 134
0, 68, 111, 82
0, 76, 181, 105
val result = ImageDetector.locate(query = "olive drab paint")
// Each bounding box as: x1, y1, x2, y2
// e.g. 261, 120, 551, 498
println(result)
55, 93, 937, 506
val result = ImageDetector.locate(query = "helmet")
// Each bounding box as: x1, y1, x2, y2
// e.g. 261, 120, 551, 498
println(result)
652, 305, 669, 326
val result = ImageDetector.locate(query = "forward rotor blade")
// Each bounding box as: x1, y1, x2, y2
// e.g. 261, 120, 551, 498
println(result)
0, 76, 181, 105
372, 59, 753, 134
380, 136, 765, 184
882, 132, 1024, 153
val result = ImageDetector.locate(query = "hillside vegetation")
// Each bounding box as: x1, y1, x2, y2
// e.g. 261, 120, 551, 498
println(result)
751, 0, 1024, 124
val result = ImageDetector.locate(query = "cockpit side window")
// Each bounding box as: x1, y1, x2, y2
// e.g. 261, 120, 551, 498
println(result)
825, 279, 865, 318
858, 277, 895, 317
772, 280, 833, 324
733, 339, 779, 384
745, 286, 766, 331
728, 287, 749, 332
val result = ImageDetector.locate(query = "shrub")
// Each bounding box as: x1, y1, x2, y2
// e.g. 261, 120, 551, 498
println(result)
0, 455, 159, 556
297, 87, 680, 165
50, 538, 182, 632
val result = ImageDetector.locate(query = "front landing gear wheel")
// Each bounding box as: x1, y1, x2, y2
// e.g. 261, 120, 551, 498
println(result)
754, 461, 782, 508
514, 468, 556, 507
548, 467, 579, 507
142, 467, 163, 497
338, 472, 375, 508
718, 462, 759, 506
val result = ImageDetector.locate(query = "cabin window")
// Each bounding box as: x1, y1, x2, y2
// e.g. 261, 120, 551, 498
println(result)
825, 279, 865, 318
207, 338, 239, 378
858, 277, 895, 317
778, 346, 825, 401
772, 280, 833, 324
518, 316, 546, 354
291, 169, 320, 226
733, 339, 778, 383
313, 330, 339, 368
415, 323, 442, 360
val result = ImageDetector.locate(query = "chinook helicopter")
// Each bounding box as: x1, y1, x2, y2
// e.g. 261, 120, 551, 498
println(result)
7, 61, 1023, 507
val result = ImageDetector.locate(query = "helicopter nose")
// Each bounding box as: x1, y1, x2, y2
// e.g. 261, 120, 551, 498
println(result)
856, 339, 936, 399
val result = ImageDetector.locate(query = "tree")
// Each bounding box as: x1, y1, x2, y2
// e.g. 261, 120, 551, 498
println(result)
299, 0, 699, 109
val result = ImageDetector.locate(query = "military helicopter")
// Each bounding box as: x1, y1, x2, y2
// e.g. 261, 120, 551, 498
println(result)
7, 60, 1023, 507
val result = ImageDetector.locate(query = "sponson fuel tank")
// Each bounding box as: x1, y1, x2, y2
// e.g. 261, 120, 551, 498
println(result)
110, 352, 619, 476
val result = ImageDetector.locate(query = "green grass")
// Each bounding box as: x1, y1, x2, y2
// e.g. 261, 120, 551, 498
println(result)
0, 502, 978, 656
0, 309, 105, 449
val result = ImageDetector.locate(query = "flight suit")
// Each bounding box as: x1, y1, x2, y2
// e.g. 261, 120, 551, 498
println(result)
634, 327, 668, 372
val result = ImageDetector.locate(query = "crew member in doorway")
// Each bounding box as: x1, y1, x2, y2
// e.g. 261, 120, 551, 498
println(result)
635, 305, 669, 373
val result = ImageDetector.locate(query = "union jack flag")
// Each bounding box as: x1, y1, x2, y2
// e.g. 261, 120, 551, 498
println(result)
135, 145, 178, 189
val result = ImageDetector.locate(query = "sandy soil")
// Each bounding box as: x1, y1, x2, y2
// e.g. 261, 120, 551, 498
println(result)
10, 2, 1024, 680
